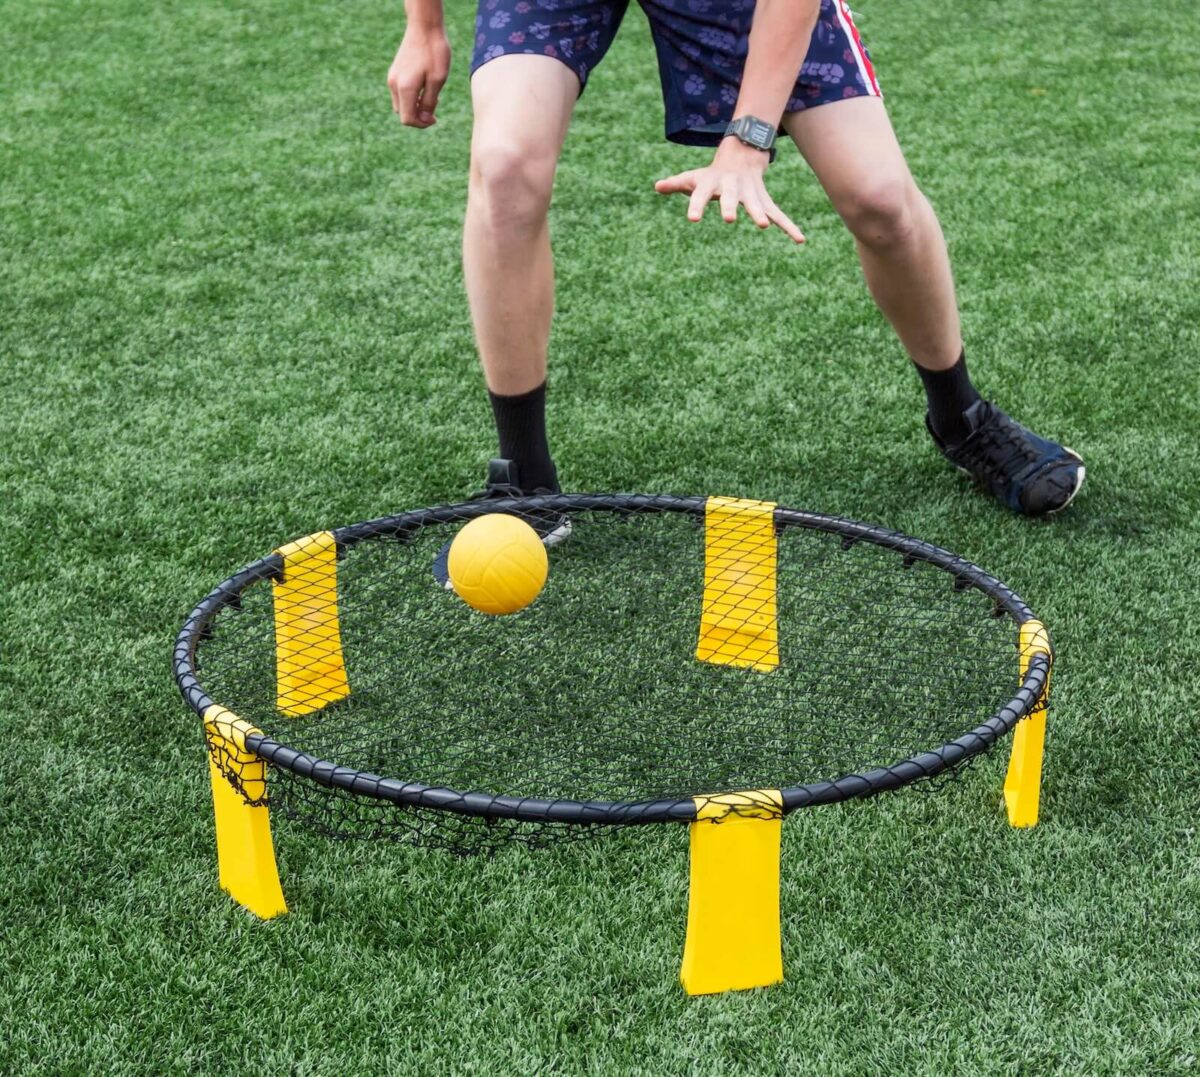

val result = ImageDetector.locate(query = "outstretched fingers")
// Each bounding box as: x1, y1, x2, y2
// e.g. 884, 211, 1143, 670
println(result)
687, 178, 718, 222
742, 189, 771, 230
656, 165, 805, 241
719, 187, 739, 224
654, 170, 698, 195
766, 198, 806, 243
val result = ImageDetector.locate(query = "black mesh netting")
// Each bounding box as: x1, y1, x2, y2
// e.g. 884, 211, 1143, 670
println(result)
187, 498, 1035, 853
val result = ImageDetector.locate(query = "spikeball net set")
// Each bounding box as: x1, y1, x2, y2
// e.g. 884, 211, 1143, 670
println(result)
174, 494, 1052, 995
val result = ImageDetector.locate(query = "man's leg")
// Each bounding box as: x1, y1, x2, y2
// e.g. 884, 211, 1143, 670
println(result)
782, 96, 1084, 513
782, 97, 980, 438
464, 55, 579, 491
783, 97, 959, 368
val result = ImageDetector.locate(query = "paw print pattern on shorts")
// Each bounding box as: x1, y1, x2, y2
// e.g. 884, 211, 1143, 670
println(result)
470, 0, 880, 137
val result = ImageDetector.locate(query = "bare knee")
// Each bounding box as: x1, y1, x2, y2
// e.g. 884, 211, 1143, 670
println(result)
836, 177, 919, 251
469, 141, 557, 236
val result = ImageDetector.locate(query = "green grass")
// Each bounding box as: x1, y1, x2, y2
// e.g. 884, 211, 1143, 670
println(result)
2, 0, 1198, 1070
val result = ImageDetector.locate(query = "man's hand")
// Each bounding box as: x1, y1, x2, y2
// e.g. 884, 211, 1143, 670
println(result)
387, 27, 451, 128
655, 137, 805, 243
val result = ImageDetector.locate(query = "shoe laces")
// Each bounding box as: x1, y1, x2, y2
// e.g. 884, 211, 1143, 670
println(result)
961, 408, 1040, 487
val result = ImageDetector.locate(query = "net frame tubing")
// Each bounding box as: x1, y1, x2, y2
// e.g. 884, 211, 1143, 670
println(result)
174, 494, 1050, 826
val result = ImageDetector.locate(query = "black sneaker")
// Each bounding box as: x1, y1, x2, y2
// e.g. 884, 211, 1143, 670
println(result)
928, 400, 1085, 515
432, 459, 572, 590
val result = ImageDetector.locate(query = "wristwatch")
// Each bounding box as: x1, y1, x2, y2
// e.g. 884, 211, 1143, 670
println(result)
724, 115, 777, 152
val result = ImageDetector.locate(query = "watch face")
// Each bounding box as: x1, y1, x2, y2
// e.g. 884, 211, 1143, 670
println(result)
747, 120, 772, 148
729, 116, 775, 149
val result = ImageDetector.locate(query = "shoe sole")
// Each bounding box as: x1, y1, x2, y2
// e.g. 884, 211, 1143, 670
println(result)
956, 447, 1085, 515
1049, 450, 1086, 514
540, 517, 573, 547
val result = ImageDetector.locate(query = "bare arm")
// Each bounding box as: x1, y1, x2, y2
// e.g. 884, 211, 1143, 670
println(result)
654, 0, 820, 241
732, 0, 820, 132
387, 0, 451, 128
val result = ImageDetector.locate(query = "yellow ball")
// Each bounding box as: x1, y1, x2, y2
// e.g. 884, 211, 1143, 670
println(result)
447, 513, 549, 615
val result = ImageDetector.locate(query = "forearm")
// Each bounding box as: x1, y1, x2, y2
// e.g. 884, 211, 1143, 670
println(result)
734, 0, 820, 124
404, 0, 444, 30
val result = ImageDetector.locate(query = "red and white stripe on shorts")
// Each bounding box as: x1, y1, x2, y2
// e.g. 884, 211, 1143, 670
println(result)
833, 0, 882, 97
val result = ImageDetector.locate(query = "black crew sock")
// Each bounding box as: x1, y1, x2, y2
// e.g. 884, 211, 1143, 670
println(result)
488, 381, 559, 492
916, 350, 981, 447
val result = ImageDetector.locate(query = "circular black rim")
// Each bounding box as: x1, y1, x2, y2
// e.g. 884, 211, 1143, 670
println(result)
174, 494, 1051, 825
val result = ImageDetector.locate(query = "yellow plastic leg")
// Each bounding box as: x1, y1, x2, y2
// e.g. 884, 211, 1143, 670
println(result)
273, 530, 350, 716
205, 705, 287, 919
680, 790, 784, 996
1004, 620, 1052, 828
696, 497, 779, 673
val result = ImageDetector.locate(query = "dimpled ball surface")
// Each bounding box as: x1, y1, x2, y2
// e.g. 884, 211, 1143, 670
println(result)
447, 513, 549, 615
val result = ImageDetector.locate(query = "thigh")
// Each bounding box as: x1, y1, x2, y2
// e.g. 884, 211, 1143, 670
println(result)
781, 95, 913, 209
470, 53, 581, 162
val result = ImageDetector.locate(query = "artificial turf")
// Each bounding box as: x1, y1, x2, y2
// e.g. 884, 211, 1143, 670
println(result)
2, 0, 1198, 1070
